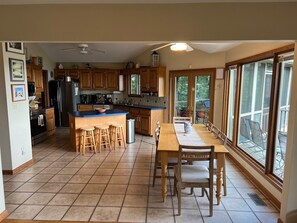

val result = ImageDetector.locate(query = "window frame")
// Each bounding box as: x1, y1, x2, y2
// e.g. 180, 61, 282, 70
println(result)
222, 44, 295, 190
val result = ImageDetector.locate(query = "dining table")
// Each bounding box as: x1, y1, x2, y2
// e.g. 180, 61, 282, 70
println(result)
157, 123, 229, 205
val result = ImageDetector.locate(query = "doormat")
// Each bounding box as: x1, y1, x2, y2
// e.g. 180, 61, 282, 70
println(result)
247, 193, 267, 206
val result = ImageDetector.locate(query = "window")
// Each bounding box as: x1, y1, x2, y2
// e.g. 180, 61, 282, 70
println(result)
130, 74, 141, 95
223, 45, 294, 184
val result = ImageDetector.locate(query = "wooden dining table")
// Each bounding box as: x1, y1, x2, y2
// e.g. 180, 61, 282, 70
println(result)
158, 123, 229, 205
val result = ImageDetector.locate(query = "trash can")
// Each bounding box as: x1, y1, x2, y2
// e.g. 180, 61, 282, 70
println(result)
126, 119, 135, 144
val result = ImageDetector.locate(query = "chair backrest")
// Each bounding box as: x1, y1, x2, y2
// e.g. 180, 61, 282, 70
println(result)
173, 116, 192, 124
217, 131, 227, 146
177, 145, 214, 183
205, 121, 213, 131
278, 131, 287, 160
240, 117, 251, 140
248, 119, 266, 149
211, 125, 220, 137
155, 126, 160, 148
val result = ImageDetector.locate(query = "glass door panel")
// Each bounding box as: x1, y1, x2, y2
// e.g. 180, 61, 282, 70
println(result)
227, 68, 237, 139
273, 57, 293, 179
194, 75, 211, 124
174, 76, 189, 117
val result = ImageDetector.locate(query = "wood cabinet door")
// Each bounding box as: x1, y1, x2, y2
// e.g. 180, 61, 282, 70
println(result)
26, 64, 34, 82
77, 105, 94, 111
54, 69, 66, 79
106, 70, 119, 91
149, 68, 159, 92
68, 69, 80, 80
92, 70, 106, 90
33, 65, 43, 92
80, 70, 93, 90
140, 116, 150, 135
140, 68, 150, 92
46, 117, 55, 132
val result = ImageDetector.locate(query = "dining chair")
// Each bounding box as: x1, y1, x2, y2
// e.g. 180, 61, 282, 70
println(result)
173, 116, 192, 124
205, 121, 213, 131
152, 124, 179, 187
174, 145, 214, 216
211, 125, 220, 137
278, 131, 287, 167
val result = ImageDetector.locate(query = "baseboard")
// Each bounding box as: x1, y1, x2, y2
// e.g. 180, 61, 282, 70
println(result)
2, 159, 33, 175
227, 154, 281, 209
278, 218, 284, 223
0, 210, 8, 222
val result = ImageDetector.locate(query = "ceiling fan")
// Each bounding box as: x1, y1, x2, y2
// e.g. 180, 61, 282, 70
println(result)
61, 43, 105, 55
151, 42, 194, 52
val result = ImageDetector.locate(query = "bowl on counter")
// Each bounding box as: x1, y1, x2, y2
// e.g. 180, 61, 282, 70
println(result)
95, 108, 107, 113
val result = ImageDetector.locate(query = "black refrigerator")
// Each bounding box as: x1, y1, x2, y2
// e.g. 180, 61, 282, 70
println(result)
49, 80, 80, 127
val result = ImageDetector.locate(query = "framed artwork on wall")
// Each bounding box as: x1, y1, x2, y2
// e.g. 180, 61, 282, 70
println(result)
9, 58, 25, 82
6, 42, 24, 54
11, 84, 26, 102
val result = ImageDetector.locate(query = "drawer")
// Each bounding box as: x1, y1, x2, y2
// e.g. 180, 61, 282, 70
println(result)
140, 109, 151, 116
78, 105, 93, 111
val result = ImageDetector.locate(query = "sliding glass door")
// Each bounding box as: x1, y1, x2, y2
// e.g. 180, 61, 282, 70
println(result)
171, 69, 215, 124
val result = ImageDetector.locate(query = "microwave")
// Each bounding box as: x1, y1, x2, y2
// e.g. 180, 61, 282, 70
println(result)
27, 82, 36, 96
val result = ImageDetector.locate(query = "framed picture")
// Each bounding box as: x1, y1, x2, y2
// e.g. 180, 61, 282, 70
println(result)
216, 68, 224, 80
9, 58, 25, 82
6, 42, 24, 54
11, 84, 26, 102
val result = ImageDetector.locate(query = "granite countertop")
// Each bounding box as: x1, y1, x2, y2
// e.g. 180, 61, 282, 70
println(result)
69, 109, 129, 118
113, 104, 166, 110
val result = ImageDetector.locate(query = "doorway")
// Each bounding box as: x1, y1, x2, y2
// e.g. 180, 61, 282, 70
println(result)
170, 69, 216, 124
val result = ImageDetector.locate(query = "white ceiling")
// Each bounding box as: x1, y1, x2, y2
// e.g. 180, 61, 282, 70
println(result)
1, 0, 297, 4
37, 42, 241, 63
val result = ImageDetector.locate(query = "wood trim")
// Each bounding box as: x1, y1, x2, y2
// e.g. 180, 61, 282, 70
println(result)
2, 159, 33, 175
227, 153, 281, 209
226, 44, 295, 66
0, 210, 8, 222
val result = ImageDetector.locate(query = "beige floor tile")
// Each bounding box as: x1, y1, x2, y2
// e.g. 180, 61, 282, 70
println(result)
58, 167, 79, 175
5, 204, 19, 214
16, 182, 44, 193
69, 175, 92, 183
244, 198, 278, 212
48, 193, 78, 205
123, 195, 148, 207
236, 187, 266, 199
60, 183, 86, 193
7, 204, 44, 220
5, 192, 33, 204
172, 196, 198, 209
4, 182, 24, 192
82, 184, 106, 194
63, 206, 95, 221
49, 174, 72, 183
147, 208, 175, 223
21, 167, 45, 174
118, 207, 146, 223
113, 168, 133, 176
117, 162, 135, 169
129, 176, 150, 185
34, 205, 69, 220
77, 168, 97, 175
132, 168, 151, 176
37, 182, 65, 193
66, 162, 87, 168
89, 175, 111, 184
24, 193, 55, 205
98, 195, 124, 207
148, 195, 173, 208
49, 162, 69, 168
254, 212, 279, 223
175, 209, 204, 223
100, 162, 118, 169
73, 194, 101, 206
228, 211, 260, 223
201, 210, 232, 223
109, 176, 130, 185
222, 198, 251, 211
90, 207, 120, 222
83, 162, 102, 168
94, 168, 114, 176
10, 173, 35, 182
40, 167, 62, 174
104, 185, 127, 195
28, 174, 54, 183
126, 185, 149, 195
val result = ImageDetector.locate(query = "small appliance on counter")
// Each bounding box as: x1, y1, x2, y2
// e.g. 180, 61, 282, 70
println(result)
80, 94, 88, 104
105, 94, 113, 104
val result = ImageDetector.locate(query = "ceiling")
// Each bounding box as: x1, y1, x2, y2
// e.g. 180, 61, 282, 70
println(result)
1, 0, 297, 4
37, 42, 241, 63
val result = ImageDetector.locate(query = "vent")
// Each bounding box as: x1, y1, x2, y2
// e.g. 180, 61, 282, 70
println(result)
248, 193, 267, 206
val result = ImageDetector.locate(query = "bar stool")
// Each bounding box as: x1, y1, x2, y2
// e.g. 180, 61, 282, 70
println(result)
95, 125, 111, 152
80, 126, 96, 155
110, 124, 126, 149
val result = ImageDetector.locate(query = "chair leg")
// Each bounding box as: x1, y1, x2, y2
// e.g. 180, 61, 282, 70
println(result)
209, 187, 213, 217
201, 188, 205, 197
91, 131, 96, 154
177, 184, 181, 216
223, 165, 227, 196
190, 187, 194, 195
121, 127, 127, 149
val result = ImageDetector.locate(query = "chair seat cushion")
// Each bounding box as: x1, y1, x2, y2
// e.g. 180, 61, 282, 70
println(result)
178, 165, 210, 183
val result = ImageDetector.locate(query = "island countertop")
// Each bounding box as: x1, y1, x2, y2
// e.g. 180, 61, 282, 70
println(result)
69, 109, 129, 118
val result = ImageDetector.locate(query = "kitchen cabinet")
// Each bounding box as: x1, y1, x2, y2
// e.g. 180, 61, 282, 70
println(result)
54, 69, 80, 80
26, 64, 34, 82
80, 70, 93, 90
33, 65, 43, 92
45, 108, 55, 136
106, 70, 120, 91
77, 104, 94, 111
140, 67, 166, 96
92, 69, 105, 89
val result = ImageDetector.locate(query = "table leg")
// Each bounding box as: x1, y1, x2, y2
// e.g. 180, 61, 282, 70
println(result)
160, 152, 168, 202
216, 153, 225, 205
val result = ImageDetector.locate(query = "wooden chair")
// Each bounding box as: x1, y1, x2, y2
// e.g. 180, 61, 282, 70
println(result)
110, 124, 126, 149
211, 125, 220, 137
205, 121, 213, 131
173, 116, 192, 124
95, 125, 111, 152
79, 126, 96, 155
174, 145, 214, 216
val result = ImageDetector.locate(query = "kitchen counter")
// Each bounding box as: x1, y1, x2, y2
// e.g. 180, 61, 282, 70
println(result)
114, 104, 166, 110
68, 109, 128, 151
69, 109, 129, 118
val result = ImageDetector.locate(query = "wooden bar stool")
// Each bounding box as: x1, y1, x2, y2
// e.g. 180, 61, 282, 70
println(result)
95, 125, 111, 152
110, 124, 126, 149
80, 126, 96, 155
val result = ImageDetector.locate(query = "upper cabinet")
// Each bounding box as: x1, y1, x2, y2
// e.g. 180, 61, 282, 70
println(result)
92, 69, 106, 89
33, 65, 43, 92
54, 69, 79, 80
140, 67, 166, 97
106, 70, 120, 91
80, 70, 93, 90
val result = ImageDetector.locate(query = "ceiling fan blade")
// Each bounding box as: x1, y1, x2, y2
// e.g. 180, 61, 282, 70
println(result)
151, 43, 173, 51
90, 49, 105, 54
186, 44, 194, 52
60, 48, 77, 52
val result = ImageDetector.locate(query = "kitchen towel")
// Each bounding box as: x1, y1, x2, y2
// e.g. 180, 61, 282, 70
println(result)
38, 114, 44, 127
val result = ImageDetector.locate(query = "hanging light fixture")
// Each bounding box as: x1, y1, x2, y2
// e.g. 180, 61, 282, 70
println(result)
170, 43, 188, 51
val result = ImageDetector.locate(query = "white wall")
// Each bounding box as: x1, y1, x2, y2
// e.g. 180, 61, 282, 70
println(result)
0, 147, 6, 215
25, 43, 56, 80
0, 43, 32, 171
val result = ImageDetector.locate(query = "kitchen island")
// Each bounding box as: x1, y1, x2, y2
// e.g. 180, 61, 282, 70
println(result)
68, 109, 129, 151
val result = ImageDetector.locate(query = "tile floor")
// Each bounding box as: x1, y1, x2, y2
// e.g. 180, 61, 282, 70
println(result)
3, 128, 279, 223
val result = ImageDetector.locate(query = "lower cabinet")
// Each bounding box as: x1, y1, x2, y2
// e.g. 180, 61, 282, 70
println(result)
140, 116, 150, 135
45, 108, 55, 136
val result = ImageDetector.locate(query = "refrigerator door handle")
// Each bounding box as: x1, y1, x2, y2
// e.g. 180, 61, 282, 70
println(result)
58, 87, 62, 112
